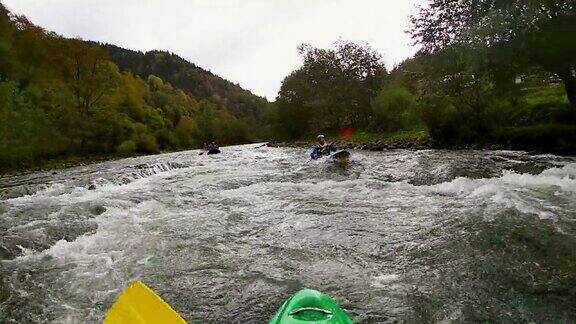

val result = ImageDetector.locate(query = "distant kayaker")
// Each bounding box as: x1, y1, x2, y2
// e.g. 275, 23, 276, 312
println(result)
311, 135, 336, 159
207, 141, 221, 155
199, 141, 220, 155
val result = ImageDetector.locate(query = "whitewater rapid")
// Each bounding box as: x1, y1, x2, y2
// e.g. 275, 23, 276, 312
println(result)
1, 146, 575, 323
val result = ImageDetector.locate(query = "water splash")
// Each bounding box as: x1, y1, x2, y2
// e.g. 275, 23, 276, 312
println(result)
1, 147, 575, 323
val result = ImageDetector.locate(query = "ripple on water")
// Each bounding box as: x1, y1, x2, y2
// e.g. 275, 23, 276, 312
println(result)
0, 146, 575, 323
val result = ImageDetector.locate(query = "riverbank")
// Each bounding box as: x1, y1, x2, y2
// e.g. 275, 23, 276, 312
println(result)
270, 127, 576, 156
2, 127, 574, 176
0, 154, 122, 177
270, 130, 433, 151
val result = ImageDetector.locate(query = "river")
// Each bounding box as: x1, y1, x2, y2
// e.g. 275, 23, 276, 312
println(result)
1, 146, 575, 323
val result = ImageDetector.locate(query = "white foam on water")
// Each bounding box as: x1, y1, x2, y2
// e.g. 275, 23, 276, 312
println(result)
372, 273, 401, 288
4, 174, 158, 212
4, 196, 171, 322
431, 163, 576, 220
434, 163, 576, 195
2, 147, 575, 323
4, 161, 186, 209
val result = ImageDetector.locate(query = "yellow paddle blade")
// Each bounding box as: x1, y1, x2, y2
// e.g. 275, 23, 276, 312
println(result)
104, 281, 186, 324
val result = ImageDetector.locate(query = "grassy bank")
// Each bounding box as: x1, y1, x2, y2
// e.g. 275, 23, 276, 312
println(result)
273, 122, 576, 155
339, 129, 432, 150
271, 129, 433, 150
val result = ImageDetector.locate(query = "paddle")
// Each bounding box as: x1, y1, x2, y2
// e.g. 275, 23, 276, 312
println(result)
104, 281, 186, 324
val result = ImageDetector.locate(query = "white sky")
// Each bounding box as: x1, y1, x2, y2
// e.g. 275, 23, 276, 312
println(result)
3, 0, 427, 99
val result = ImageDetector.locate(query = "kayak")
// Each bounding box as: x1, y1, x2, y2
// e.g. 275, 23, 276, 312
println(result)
105, 282, 352, 324
269, 289, 353, 324
104, 281, 185, 324
207, 148, 221, 155
330, 150, 351, 164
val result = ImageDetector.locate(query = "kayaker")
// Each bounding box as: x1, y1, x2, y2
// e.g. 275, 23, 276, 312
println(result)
311, 135, 336, 159
207, 141, 221, 155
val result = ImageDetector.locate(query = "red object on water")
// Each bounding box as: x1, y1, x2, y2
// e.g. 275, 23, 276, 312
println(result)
340, 126, 354, 138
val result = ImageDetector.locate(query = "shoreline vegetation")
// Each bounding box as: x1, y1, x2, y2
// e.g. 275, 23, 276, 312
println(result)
271, 129, 576, 154
3, 128, 570, 177
1, 153, 126, 176
1, 2, 575, 176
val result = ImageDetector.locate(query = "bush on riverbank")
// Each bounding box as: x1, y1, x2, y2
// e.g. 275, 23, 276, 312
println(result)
342, 130, 431, 149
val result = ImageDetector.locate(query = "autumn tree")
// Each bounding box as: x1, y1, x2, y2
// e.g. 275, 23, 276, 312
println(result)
61, 39, 121, 115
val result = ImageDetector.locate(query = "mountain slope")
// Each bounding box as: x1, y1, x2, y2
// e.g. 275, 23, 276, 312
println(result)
102, 44, 268, 119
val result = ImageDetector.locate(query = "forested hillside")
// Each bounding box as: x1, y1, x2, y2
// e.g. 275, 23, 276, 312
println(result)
0, 4, 267, 171
102, 44, 268, 119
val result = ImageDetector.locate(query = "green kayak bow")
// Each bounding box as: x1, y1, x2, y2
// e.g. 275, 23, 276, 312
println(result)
269, 289, 353, 324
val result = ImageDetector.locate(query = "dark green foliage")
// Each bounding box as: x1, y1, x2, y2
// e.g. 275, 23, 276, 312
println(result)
116, 140, 137, 156
0, 81, 65, 166
371, 85, 418, 132
494, 124, 576, 154
396, 0, 576, 151
273, 40, 387, 139
410, 0, 576, 109
272, 31, 575, 153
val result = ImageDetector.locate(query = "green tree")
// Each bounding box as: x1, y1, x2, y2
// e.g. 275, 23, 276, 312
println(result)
61, 39, 121, 115
276, 40, 387, 136
410, 0, 576, 109
0, 3, 271, 171
174, 116, 197, 148
371, 86, 418, 132
194, 100, 219, 143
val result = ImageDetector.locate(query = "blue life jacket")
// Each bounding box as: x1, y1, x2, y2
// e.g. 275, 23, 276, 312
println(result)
311, 144, 335, 159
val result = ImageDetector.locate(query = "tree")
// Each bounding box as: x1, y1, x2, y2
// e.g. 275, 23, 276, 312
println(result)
103, 45, 269, 120
371, 85, 417, 132
194, 100, 219, 143
276, 40, 387, 135
60, 39, 121, 115
0, 4, 15, 77
410, 0, 576, 108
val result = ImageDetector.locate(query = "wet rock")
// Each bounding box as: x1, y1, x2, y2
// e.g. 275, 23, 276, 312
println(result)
0, 236, 52, 260
0, 244, 11, 260
90, 205, 107, 216
0, 282, 8, 304
44, 221, 98, 243
2, 186, 34, 199
369, 142, 385, 151
88, 184, 96, 190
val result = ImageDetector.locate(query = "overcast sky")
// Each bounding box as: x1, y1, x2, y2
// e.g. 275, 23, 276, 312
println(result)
3, 0, 427, 99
